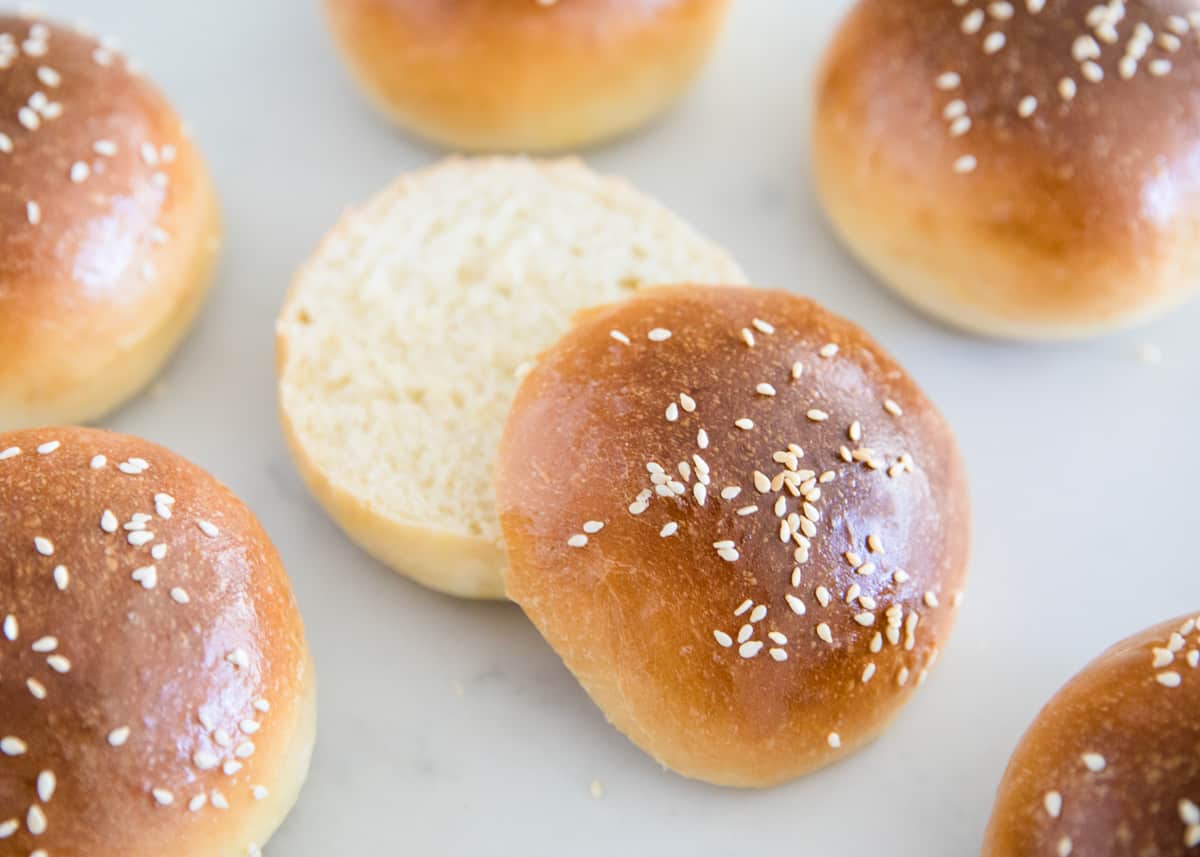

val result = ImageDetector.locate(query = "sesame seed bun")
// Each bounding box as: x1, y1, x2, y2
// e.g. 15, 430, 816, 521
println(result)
0, 16, 220, 429
813, 0, 1200, 339
496, 285, 970, 787
983, 613, 1200, 857
276, 156, 745, 600
0, 427, 314, 855
321, 0, 731, 152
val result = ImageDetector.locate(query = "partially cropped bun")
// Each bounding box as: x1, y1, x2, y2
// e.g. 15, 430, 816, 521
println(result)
0, 428, 313, 856
322, 0, 731, 152
984, 613, 1200, 857
0, 15, 220, 428
497, 286, 970, 787
814, 0, 1200, 339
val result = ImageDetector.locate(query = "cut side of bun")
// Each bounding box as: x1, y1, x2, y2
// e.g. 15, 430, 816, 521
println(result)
277, 157, 746, 599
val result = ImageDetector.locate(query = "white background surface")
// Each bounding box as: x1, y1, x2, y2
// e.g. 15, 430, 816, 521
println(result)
36, 0, 1200, 853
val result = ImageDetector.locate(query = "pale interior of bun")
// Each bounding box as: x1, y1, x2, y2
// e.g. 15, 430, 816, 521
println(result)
277, 158, 746, 595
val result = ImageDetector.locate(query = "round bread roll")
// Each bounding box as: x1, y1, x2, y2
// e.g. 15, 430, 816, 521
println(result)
0, 427, 314, 856
813, 0, 1200, 339
496, 285, 970, 787
322, 0, 731, 152
0, 15, 220, 429
983, 613, 1200, 857
277, 156, 745, 600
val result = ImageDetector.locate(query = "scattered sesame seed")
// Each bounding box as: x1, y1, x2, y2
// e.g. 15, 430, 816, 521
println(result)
188, 794, 208, 812
739, 641, 764, 658
735, 505, 758, 516
3, 615, 17, 641
936, 71, 961, 90
751, 318, 775, 334
740, 327, 756, 347
170, 587, 190, 604
713, 630, 733, 647
1149, 58, 1172, 76
697, 428, 709, 449
1059, 77, 1077, 100
854, 612, 876, 627
749, 605, 767, 623
806, 409, 829, 422
962, 9, 985, 33
1081, 752, 1106, 772
46, 655, 69, 673
0, 133, 11, 154
734, 418, 754, 431
1057, 836, 1072, 857
647, 328, 671, 342
1157, 671, 1183, 687
827, 732, 841, 748
862, 663, 877, 683
883, 399, 903, 416
26, 678, 46, 699
679, 392, 696, 413
982, 31, 1006, 53
152, 788, 175, 806
0, 737, 27, 756
108, 726, 132, 747
665, 402, 679, 422
756, 382, 777, 397
924, 591, 940, 608
252, 785, 269, 801
0, 820, 15, 838
26, 804, 46, 835
1044, 791, 1063, 818
953, 155, 978, 174
609, 330, 630, 345
818, 343, 838, 358
816, 623, 833, 643
659, 522, 678, 538
1018, 95, 1038, 118
0, 447, 19, 460
197, 520, 219, 537
791, 362, 804, 379
768, 648, 787, 661
69, 160, 90, 183
90, 454, 107, 469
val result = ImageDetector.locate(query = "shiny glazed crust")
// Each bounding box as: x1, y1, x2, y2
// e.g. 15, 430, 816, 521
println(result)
497, 286, 970, 787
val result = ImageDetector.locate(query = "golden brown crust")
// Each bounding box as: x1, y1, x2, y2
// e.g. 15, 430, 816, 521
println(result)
0, 16, 220, 427
322, 0, 730, 151
497, 285, 970, 787
0, 427, 311, 856
813, 0, 1200, 338
983, 613, 1200, 857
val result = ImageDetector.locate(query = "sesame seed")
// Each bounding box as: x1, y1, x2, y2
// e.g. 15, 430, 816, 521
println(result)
735, 505, 758, 517
108, 727, 131, 746
0, 446, 18, 460
827, 732, 841, 748
153, 788, 175, 806
735, 418, 754, 431
756, 383, 776, 397
647, 328, 671, 342
713, 630, 733, 647
31, 636, 56, 653
0, 820, 15, 839
665, 402, 679, 422
720, 486, 741, 500
188, 794, 208, 812
628, 501, 648, 515
1058, 77, 1077, 100
26, 804, 46, 835
740, 327, 756, 347
854, 612, 876, 626
749, 604, 767, 623
738, 641, 764, 658
170, 587, 190, 604
3, 615, 16, 641
924, 591, 940, 608
227, 648, 250, 669
90, 454, 107, 469
806, 409, 829, 422
1189, 651, 1199, 668
816, 586, 832, 607
70, 160, 90, 183
235, 741, 256, 758
1180, 799, 1200, 825
18, 106, 39, 130
936, 71, 961, 90
1018, 95, 1038, 118
211, 791, 229, 810
1081, 752, 1106, 772
679, 392, 696, 413
93, 139, 117, 156
0, 133, 10, 154
883, 399, 903, 416
1027, 0, 1044, 10
791, 362, 804, 379
1081, 60, 1103, 82
1072, 35, 1101, 61
252, 785, 269, 801
982, 31, 1006, 53
128, 531, 154, 547
26, 678, 46, 699
26, 200, 41, 225
1057, 837, 1072, 857
816, 623, 833, 643
1149, 58, 1172, 76
193, 750, 219, 770
768, 648, 787, 662
197, 520, 219, 537
609, 330, 630, 345
988, 1, 1013, 18
819, 343, 838, 358
953, 155, 978, 174
1157, 671, 1183, 687
862, 663, 877, 683
784, 594, 806, 615
255, 700, 270, 712
1, 737, 27, 755
718, 548, 740, 562
696, 428, 709, 449
659, 522, 678, 538
962, 9, 984, 33
751, 318, 775, 334
1044, 791, 1063, 818
734, 599, 753, 616
46, 655, 70, 673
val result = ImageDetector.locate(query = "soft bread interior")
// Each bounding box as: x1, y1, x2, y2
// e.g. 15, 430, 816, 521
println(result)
278, 157, 746, 598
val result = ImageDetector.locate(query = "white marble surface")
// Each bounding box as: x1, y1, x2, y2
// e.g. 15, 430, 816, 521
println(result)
38, 0, 1200, 853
